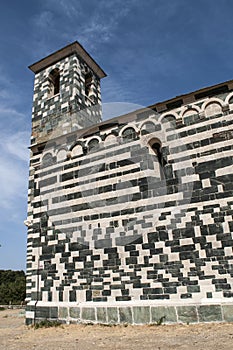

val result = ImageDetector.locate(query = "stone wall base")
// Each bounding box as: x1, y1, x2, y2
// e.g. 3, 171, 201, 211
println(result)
25, 303, 233, 325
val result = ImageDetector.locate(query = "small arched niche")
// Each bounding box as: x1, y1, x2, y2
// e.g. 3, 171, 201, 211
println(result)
56, 148, 67, 162
160, 114, 176, 131
141, 121, 156, 135
48, 68, 60, 98
87, 138, 100, 152
105, 134, 117, 145
182, 108, 199, 118
71, 144, 83, 157
41, 153, 55, 168
122, 127, 137, 142
205, 102, 222, 117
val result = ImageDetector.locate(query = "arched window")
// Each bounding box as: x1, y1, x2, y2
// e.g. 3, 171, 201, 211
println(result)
48, 68, 60, 98
85, 71, 93, 97
148, 139, 166, 167
122, 127, 137, 141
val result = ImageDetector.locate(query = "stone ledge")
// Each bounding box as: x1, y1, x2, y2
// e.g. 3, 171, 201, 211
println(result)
26, 303, 233, 325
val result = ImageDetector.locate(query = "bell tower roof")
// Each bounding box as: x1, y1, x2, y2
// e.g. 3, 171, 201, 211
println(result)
28, 41, 107, 79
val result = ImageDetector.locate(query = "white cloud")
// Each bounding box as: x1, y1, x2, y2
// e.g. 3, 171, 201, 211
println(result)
1, 131, 30, 162
0, 107, 25, 119
26, 0, 137, 64
0, 154, 28, 209
32, 10, 54, 29
48, 0, 81, 19
0, 130, 29, 210
0, 108, 27, 133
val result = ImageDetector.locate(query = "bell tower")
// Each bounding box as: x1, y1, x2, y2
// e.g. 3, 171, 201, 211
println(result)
25, 43, 106, 322
28, 41, 106, 146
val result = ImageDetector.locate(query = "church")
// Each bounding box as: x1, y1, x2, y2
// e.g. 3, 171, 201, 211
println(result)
25, 41, 233, 325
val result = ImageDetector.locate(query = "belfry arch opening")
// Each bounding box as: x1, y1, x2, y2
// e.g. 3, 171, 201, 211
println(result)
48, 68, 60, 98
85, 71, 93, 97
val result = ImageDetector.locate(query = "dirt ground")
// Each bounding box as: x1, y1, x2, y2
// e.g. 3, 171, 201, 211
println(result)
0, 309, 233, 350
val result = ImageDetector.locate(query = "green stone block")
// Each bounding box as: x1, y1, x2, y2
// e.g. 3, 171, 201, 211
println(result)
25, 317, 33, 326
133, 306, 150, 324
70, 307, 80, 319
107, 307, 118, 324
177, 306, 198, 323
187, 285, 200, 293
59, 307, 68, 319
222, 305, 233, 322
151, 306, 177, 324
97, 307, 107, 323
36, 306, 58, 319
198, 305, 223, 322
81, 307, 96, 322
119, 307, 132, 324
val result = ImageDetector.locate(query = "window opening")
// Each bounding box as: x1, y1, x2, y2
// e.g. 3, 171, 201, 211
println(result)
85, 71, 93, 97
48, 68, 60, 98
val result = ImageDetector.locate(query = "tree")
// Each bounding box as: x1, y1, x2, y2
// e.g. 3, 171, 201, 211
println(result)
0, 270, 26, 305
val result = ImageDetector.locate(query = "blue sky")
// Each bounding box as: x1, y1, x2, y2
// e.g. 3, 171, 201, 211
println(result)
0, 0, 233, 271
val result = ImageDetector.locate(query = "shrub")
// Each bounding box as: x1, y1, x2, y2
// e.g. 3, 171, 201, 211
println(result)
34, 319, 62, 329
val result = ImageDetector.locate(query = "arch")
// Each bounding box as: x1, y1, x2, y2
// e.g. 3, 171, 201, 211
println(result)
147, 137, 166, 170
48, 68, 60, 98
140, 120, 157, 135
71, 144, 83, 157
41, 152, 55, 167
159, 114, 177, 131
87, 137, 100, 152
225, 92, 233, 105
56, 148, 67, 162
120, 126, 137, 141
204, 102, 222, 117
201, 98, 223, 117
158, 111, 179, 123
201, 97, 223, 110
119, 124, 137, 137
148, 137, 162, 148
104, 133, 117, 145
181, 105, 200, 118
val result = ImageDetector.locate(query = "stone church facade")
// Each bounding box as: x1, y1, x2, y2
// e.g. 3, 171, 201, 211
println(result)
25, 41, 233, 325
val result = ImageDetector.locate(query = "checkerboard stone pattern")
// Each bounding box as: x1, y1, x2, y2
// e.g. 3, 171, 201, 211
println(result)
25, 44, 233, 325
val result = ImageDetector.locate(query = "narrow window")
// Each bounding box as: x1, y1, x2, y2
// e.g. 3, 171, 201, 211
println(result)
148, 139, 167, 167
48, 68, 60, 98
151, 142, 163, 165
85, 71, 93, 97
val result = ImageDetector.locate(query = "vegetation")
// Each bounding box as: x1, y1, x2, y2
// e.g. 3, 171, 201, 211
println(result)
0, 270, 26, 305
34, 319, 62, 329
